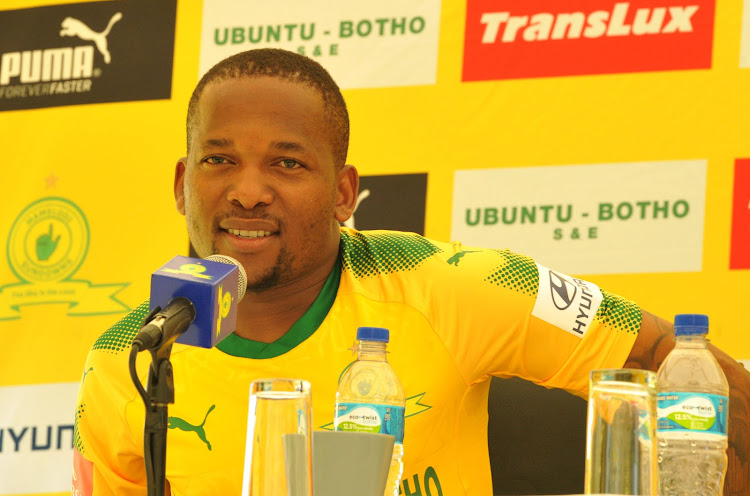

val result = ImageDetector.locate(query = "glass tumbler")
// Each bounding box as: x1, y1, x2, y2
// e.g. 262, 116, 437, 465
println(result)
584, 368, 657, 495
241, 378, 312, 496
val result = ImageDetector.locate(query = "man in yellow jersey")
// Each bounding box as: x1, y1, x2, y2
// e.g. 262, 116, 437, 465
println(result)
73, 49, 750, 495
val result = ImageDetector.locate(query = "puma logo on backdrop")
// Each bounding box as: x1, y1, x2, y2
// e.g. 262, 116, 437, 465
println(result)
343, 189, 371, 229
60, 12, 123, 64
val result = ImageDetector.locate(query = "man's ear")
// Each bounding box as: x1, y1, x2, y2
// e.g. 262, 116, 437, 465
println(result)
334, 164, 359, 223
174, 158, 187, 215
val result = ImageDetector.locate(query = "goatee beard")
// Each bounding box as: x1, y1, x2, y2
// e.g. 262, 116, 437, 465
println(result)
244, 246, 293, 293
246, 266, 281, 292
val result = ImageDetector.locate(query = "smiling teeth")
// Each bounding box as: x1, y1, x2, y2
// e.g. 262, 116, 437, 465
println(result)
228, 229, 272, 238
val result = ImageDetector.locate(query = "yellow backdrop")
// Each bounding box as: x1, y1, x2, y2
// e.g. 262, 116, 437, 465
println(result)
0, 0, 747, 494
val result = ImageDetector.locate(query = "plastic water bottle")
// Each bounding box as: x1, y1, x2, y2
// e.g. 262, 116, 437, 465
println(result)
334, 327, 405, 496
656, 314, 729, 495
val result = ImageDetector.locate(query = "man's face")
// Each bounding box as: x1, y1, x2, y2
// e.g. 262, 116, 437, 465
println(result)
174, 76, 355, 291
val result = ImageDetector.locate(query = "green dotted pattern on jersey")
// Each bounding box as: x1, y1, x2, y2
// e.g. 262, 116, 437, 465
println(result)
74, 403, 85, 454
340, 230, 443, 278
483, 249, 539, 297
595, 290, 642, 335
92, 300, 151, 354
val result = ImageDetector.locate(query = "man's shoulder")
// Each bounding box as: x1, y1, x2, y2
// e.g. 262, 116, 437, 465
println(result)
337, 227, 531, 277
78, 300, 151, 415
338, 228, 448, 275
88, 299, 151, 358
336, 228, 547, 314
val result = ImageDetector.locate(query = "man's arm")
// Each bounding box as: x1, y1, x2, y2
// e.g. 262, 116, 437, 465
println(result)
624, 311, 750, 496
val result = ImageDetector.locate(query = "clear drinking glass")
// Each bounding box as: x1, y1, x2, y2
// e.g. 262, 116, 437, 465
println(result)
241, 378, 312, 496
584, 368, 657, 495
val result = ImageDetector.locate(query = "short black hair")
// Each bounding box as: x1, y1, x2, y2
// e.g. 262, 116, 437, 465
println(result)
186, 48, 349, 167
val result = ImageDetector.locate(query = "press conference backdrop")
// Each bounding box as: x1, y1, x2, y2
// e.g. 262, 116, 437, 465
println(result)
1, 0, 748, 494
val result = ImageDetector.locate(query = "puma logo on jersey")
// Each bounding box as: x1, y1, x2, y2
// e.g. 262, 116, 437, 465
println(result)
60, 12, 123, 64
480, 3, 699, 44
81, 366, 94, 386
447, 250, 479, 266
168, 405, 216, 450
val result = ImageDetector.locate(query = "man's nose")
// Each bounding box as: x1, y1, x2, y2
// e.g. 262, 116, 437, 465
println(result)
226, 164, 274, 210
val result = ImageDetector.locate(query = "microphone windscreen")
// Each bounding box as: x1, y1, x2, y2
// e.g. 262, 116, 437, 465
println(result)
205, 254, 247, 302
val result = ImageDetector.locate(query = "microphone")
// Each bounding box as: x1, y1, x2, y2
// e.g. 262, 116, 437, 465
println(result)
132, 254, 247, 350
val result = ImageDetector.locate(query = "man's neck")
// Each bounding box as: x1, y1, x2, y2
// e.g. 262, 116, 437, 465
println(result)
233, 257, 338, 343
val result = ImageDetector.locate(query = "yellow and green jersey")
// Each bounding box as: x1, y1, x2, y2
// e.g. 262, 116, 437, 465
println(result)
73, 228, 641, 495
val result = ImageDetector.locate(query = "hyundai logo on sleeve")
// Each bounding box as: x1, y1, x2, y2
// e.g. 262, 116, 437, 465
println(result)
549, 270, 577, 310
531, 264, 603, 339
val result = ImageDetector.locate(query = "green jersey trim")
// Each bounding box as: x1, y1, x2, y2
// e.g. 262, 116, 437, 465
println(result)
216, 260, 341, 359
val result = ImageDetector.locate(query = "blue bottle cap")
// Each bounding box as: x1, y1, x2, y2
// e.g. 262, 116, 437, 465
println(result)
356, 326, 389, 343
674, 313, 709, 336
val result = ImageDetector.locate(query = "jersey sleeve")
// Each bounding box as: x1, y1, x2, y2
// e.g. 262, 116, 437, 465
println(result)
73, 302, 151, 495
428, 241, 641, 397
338, 229, 641, 397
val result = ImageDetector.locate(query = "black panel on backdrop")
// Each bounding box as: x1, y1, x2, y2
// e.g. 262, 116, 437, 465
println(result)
0, 0, 176, 111
346, 173, 427, 235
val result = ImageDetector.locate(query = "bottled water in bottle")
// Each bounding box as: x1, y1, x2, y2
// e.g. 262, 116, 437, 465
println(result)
657, 314, 729, 496
334, 327, 405, 496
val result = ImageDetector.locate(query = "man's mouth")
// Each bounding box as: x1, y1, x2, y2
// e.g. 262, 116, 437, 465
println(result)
227, 229, 272, 239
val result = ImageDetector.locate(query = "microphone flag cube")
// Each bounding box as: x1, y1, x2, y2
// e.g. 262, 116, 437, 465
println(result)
150, 255, 240, 348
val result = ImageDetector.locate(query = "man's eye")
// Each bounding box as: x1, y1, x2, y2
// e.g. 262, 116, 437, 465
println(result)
279, 159, 302, 169
204, 156, 228, 165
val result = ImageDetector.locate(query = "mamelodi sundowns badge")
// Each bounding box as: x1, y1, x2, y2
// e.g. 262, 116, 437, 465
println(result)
463, 0, 716, 81
1, 197, 129, 320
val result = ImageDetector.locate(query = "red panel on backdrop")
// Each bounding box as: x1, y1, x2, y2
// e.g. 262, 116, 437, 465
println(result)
72, 449, 93, 496
731, 159, 750, 270
462, 0, 716, 81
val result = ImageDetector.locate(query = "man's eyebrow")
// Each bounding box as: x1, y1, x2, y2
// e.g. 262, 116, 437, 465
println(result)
203, 138, 234, 148
271, 141, 307, 152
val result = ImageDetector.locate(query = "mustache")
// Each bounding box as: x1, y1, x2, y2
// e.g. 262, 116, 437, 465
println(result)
213, 208, 283, 228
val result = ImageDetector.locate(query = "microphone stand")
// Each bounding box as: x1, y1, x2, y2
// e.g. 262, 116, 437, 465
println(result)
130, 303, 193, 496
144, 338, 175, 496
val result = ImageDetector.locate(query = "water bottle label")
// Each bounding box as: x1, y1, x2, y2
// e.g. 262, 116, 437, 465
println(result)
334, 403, 405, 444
657, 392, 728, 436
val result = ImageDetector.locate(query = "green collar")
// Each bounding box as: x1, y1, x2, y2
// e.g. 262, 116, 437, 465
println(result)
215, 260, 341, 359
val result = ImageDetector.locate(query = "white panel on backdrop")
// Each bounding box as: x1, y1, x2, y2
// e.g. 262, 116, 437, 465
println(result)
0, 382, 78, 494
199, 0, 441, 89
742, 0, 750, 67
451, 161, 707, 275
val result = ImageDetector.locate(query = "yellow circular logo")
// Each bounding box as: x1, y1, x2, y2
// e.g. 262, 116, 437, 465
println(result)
179, 264, 208, 276
7, 197, 89, 283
